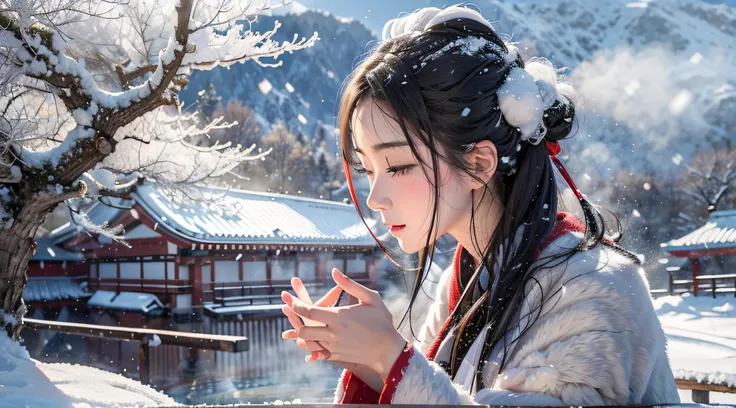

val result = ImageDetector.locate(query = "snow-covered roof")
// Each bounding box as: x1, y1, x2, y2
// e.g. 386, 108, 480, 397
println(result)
132, 182, 376, 248
32, 237, 85, 262
87, 290, 163, 314
661, 210, 736, 254
22, 277, 91, 303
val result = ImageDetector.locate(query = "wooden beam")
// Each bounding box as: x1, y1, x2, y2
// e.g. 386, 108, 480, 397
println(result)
211, 255, 216, 283
116, 260, 121, 294
24, 318, 248, 352
676, 378, 736, 394
139, 342, 150, 385
140, 259, 144, 293
192, 259, 203, 306
266, 255, 272, 286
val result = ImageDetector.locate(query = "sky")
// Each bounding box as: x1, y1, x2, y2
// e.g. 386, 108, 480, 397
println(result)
295, 0, 736, 33
294, 0, 432, 33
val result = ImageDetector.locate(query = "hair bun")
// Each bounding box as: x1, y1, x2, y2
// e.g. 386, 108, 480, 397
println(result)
381, 5, 495, 41
382, 7, 442, 41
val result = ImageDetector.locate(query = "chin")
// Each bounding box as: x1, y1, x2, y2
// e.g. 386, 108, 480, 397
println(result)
395, 235, 433, 255
395, 238, 421, 255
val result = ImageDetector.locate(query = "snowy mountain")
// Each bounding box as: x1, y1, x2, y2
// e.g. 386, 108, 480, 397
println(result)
181, 0, 734, 218
426, 0, 735, 182
179, 10, 376, 144
182, 0, 733, 173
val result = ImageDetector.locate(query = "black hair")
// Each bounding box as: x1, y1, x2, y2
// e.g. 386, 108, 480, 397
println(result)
338, 14, 640, 391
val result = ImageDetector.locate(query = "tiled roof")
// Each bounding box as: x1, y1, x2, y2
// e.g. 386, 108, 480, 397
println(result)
661, 210, 736, 253
132, 182, 376, 247
32, 237, 85, 262
88, 290, 163, 314
22, 276, 91, 302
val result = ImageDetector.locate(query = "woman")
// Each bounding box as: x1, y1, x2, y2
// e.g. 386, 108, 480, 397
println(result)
280, 5, 680, 406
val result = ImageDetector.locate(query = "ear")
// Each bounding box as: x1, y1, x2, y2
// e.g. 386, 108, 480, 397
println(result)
465, 140, 498, 189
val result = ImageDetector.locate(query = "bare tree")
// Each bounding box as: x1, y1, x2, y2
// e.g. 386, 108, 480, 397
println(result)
0, 0, 318, 338
209, 101, 263, 149
261, 120, 296, 190
681, 147, 736, 216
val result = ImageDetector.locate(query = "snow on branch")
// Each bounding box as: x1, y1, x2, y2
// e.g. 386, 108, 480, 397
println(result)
76, 208, 129, 248
182, 17, 319, 71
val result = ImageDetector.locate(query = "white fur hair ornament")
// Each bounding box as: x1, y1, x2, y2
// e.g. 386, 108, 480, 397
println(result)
381, 5, 579, 144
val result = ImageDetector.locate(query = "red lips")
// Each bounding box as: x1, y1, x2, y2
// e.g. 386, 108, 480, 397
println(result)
389, 225, 406, 233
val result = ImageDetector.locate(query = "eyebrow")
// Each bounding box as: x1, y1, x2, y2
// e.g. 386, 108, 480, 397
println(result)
354, 141, 410, 154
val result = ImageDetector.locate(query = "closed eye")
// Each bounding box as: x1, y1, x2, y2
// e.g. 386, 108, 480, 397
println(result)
352, 166, 373, 176
387, 164, 416, 177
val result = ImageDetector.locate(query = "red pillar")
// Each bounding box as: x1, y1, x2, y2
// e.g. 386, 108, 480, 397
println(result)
692, 258, 700, 297
192, 258, 203, 306
316, 255, 326, 283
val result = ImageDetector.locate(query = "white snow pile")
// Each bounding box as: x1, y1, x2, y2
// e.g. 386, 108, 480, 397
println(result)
674, 368, 736, 388
653, 294, 736, 404
0, 331, 178, 407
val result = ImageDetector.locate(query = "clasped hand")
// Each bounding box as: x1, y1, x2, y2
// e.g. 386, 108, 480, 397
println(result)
280, 268, 406, 382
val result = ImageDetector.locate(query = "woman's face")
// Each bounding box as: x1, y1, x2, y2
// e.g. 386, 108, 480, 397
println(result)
351, 98, 475, 254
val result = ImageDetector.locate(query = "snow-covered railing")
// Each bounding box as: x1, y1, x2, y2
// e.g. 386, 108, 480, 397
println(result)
694, 274, 736, 299
675, 369, 736, 404
24, 318, 247, 385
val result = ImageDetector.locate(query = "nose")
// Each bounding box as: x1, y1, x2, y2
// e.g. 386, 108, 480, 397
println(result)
366, 175, 392, 212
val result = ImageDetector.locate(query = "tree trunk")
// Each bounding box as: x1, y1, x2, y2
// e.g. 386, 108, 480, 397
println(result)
0, 199, 52, 340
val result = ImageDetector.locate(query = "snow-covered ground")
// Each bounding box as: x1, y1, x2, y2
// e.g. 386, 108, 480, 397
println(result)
1, 293, 734, 407
0, 331, 178, 407
653, 294, 736, 405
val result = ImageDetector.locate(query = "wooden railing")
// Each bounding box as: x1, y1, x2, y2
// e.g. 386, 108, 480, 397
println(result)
695, 274, 736, 298
24, 318, 247, 385
650, 270, 736, 298
676, 376, 736, 404
212, 281, 325, 306
88, 278, 192, 294
206, 278, 374, 306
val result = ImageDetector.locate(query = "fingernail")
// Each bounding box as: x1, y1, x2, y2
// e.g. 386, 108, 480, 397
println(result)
305, 355, 312, 362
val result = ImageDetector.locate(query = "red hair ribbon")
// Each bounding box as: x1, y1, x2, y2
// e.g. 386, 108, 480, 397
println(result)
546, 140, 584, 201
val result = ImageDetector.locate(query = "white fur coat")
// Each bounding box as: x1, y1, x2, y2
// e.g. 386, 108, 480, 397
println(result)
335, 231, 681, 406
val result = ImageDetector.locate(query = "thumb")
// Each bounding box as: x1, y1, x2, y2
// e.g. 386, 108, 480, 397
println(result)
332, 268, 377, 304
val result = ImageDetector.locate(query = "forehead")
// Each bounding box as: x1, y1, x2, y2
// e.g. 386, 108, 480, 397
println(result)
351, 98, 408, 149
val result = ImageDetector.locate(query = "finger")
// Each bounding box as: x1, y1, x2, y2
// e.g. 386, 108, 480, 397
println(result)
296, 338, 329, 352
284, 295, 324, 327
281, 291, 295, 307
306, 349, 332, 363
283, 329, 329, 352
297, 326, 334, 343
315, 285, 343, 307
281, 305, 304, 330
332, 268, 378, 304
291, 298, 338, 325
291, 277, 313, 304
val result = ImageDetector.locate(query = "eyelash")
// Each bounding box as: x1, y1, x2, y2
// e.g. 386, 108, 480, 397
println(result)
387, 164, 415, 177
353, 164, 416, 177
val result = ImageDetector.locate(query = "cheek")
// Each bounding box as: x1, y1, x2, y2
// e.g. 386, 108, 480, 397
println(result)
436, 167, 471, 221
397, 175, 433, 210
